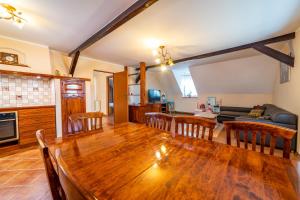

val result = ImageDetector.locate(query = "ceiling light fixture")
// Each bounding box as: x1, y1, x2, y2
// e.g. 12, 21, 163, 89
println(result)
0, 3, 26, 29
155, 58, 161, 64
153, 45, 174, 71
152, 49, 158, 56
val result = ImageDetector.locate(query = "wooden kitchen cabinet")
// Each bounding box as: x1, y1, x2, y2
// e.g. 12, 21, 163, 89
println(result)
61, 79, 86, 136
18, 106, 56, 145
129, 103, 162, 123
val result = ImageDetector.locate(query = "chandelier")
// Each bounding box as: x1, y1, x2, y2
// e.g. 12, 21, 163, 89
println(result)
0, 3, 26, 28
152, 46, 174, 71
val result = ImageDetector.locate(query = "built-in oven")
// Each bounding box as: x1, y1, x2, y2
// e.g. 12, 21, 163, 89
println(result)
0, 111, 19, 144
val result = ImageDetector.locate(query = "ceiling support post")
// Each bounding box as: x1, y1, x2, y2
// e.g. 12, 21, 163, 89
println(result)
139, 62, 146, 106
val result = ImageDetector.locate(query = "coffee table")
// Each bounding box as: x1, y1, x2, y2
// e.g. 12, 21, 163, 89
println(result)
194, 109, 218, 119
194, 109, 222, 138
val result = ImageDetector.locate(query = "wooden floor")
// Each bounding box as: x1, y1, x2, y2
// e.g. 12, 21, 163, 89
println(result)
0, 117, 299, 200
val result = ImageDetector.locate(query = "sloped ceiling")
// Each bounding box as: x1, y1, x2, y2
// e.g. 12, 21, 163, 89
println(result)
148, 55, 278, 96
189, 55, 278, 94
0, 0, 299, 67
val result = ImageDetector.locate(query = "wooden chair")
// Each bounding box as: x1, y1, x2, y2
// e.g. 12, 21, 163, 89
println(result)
174, 116, 216, 141
55, 149, 97, 200
36, 130, 66, 200
145, 112, 173, 131
224, 121, 297, 159
69, 112, 103, 134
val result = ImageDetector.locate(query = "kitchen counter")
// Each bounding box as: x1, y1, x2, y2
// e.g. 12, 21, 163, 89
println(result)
0, 105, 55, 112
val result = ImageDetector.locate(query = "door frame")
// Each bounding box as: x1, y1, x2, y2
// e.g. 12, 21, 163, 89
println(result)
106, 75, 113, 117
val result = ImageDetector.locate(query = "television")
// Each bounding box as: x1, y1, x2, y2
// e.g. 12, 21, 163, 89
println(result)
148, 89, 161, 103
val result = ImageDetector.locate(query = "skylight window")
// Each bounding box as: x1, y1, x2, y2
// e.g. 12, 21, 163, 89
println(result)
172, 67, 198, 97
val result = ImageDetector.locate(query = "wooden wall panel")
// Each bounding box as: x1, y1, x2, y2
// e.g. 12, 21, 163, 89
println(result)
113, 68, 128, 123
129, 104, 162, 123
61, 79, 86, 136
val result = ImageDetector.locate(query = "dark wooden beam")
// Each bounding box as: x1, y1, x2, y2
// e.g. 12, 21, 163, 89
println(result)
94, 69, 114, 74
69, 0, 158, 56
128, 72, 139, 76
135, 74, 141, 83
144, 32, 295, 70
69, 51, 80, 76
253, 45, 294, 66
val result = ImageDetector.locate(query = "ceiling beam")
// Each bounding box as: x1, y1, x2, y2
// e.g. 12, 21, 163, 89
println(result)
69, 51, 80, 76
69, 0, 158, 56
144, 32, 295, 70
253, 45, 294, 66
93, 69, 114, 74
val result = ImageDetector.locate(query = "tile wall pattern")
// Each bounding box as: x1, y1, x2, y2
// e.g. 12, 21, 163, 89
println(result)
0, 74, 52, 108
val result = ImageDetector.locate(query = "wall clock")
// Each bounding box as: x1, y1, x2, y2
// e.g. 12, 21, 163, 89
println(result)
0, 52, 19, 65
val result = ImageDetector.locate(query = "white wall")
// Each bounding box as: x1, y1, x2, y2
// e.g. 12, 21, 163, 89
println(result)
273, 29, 300, 152
93, 72, 112, 115
0, 36, 52, 74
128, 69, 177, 105
53, 79, 62, 137
174, 94, 273, 113
0, 36, 124, 137
0, 37, 124, 113
50, 50, 124, 112
50, 50, 124, 78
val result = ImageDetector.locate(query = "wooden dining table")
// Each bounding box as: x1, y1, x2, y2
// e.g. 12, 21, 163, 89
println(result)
49, 122, 299, 200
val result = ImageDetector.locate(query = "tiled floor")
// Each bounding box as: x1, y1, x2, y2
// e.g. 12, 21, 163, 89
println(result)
0, 117, 114, 200
0, 147, 52, 200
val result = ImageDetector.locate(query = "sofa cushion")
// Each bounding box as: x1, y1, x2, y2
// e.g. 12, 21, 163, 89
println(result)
271, 113, 297, 125
220, 106, 252, 113
220, 111, 249, 117
248, 109, 264, 118
263, 104, 297, 125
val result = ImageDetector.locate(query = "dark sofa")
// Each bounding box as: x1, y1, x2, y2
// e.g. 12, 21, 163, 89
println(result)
217, 104, 298, 151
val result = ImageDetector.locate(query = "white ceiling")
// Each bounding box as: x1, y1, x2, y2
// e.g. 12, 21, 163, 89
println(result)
84, 0, 300, 66
0, 0, 136, 52
1, 0, 300, 67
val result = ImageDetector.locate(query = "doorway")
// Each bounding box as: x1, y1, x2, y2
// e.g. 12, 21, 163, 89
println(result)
93, 70, 114, 125
93, 68, 128, 125
106, 76, 114, 124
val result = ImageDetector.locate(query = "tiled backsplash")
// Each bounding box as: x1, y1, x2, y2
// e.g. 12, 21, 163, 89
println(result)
0, 74, 53, 108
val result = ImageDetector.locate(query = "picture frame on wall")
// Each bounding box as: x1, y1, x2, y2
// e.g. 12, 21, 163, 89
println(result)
207, 97, 216, 106
0, 52, 19, 65
280, 62, 290, 84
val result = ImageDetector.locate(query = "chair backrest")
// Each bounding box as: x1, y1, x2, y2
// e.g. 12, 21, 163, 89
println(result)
174, 116, 216, 141
56, 150, 97, 200
69, 112, 103, 134
224, 121, 297, 159
36, 130, 65, 200
145, 112, 173, 131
